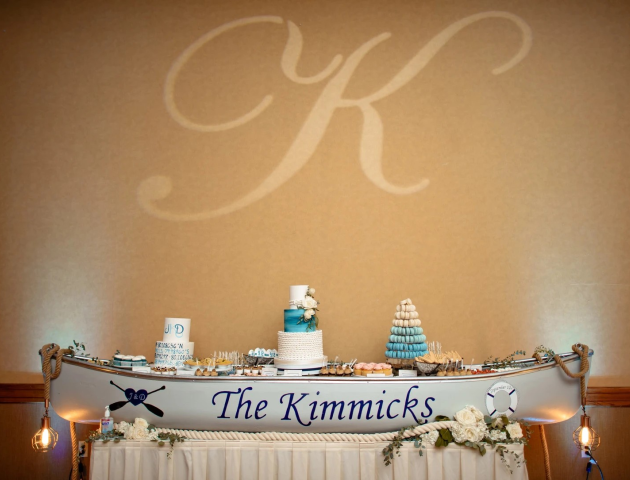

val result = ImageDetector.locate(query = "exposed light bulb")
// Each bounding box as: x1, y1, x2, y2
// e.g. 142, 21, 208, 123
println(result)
572, 412, 600, 452
41, 428, 50, 447
32, 414, 58, 452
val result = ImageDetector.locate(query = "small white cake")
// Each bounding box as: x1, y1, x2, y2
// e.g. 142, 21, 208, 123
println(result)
154, 318, 195, 367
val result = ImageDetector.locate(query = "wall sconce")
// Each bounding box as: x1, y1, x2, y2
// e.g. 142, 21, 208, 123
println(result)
32, 400, 58, 452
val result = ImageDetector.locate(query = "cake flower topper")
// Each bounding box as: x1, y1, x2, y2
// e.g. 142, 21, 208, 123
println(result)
295, 286, 319, 331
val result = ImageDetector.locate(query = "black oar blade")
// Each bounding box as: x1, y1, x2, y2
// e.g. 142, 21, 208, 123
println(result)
142, 402, 164, 417
108, 401, 129, 411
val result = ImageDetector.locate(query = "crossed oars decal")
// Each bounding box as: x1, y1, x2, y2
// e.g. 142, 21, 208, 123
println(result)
109, 381, 166, 417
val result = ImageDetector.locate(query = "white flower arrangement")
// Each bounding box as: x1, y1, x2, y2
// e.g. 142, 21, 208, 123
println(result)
87, 417, 186, 458
384, 405, 529, 473
296, 286, 319, 331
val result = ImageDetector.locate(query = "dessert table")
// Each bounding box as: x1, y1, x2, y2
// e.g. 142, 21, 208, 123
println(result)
90, 440, 528, 480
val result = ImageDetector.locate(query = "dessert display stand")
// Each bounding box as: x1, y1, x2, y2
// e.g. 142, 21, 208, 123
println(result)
40, 342, 591, 480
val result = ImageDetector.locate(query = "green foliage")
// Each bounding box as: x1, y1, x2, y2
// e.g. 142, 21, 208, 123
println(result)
86, 423, 186, 459
382, 423, 422, 466
382, 415, 531, 469
69, 340, 88, 357
533, 345, 556, 363
497, 445, 527, 473
483, 350, 526, 369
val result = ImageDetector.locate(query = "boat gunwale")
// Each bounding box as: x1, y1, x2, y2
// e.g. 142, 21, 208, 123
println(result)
54, 350, 592, 384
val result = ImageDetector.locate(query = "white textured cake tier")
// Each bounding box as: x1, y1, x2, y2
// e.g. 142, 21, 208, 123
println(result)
154, 341, 194, 367
277, 330, 323, 360
274, 358, 327, 369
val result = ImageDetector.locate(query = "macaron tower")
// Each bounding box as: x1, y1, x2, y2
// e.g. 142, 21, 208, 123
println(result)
385, 298, 428, 361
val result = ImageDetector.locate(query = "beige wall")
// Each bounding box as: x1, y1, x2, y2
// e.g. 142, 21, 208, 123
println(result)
1, 0, 629, 385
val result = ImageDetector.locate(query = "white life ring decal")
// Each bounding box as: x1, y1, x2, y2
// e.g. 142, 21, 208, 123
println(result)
486, 381, 518, 417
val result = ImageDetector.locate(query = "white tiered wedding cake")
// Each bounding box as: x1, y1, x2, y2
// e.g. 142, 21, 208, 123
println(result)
274, 285, 325, 375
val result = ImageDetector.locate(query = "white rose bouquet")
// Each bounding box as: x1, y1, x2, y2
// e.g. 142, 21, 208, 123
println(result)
383, 406, 529, 472
296, 286, 319, 331
87, 418, 186, 459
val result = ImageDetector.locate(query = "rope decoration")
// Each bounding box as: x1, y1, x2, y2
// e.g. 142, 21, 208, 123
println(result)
538, 424, 552, 480
533, 343, 590, 480
40, 343, 73, 402
155, 421, 456, 443
40, 344, 78, 480
534, 343, 590, 408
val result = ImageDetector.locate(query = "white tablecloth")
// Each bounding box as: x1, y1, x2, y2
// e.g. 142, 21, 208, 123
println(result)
90, 440, 528, 480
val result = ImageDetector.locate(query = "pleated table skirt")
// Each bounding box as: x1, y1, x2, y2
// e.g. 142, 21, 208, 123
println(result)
90, 440, 528, 480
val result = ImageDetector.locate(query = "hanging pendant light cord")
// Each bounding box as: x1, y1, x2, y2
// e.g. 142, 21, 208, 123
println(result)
533, 343, 591, 480
40, 344, 79, 480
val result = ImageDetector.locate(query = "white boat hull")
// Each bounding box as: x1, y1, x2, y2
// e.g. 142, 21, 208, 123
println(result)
50, 352, 590, 433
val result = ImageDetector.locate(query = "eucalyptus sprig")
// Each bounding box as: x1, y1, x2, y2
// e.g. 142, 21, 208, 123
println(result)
483, 350, 526, 370
533, 345, 556, 363
86, 422, 186, 459
382, 411, 530, 469
382, 423, 423, 466
69, 340, 89, 357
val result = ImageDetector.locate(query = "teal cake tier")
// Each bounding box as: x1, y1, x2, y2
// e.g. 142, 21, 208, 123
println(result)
284, 309, 311, 332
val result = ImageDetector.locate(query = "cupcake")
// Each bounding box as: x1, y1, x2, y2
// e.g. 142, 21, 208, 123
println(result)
373, 364, 384, 374
121, 355, 133, 367
383, 364, 393, 376
131, 356, 143, 367
354, 363, 364, 376
363, 364, 374, 375
113, 354, 124, 367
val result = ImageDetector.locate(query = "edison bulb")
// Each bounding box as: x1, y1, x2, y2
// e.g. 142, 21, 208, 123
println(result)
41, 428, 50, 447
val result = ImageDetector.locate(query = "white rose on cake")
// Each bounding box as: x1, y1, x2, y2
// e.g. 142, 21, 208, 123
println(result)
303, 297, 318, 309
308, 287, 316, 295
506, 422, 523, 439
304, 309, 315, 319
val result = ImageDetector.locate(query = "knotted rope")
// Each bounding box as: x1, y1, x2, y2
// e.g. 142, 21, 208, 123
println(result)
40, 344, 79, 480
40, 343, 72, 403
154, 420, 456, 443
534, 343, 590, 406
533, 343, 591, 480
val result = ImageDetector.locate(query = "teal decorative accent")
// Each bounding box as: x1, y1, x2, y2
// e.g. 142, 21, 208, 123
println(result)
284, 309, 311, 332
